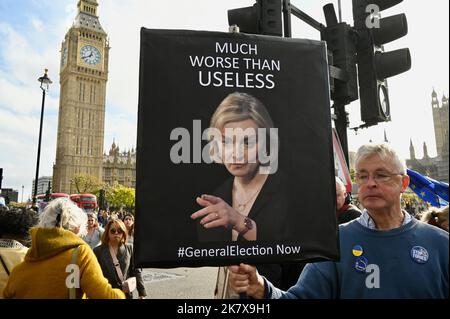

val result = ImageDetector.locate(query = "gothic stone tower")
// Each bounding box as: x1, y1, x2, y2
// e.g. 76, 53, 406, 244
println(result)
431, 89, 449, 157
53, 0, 109, 193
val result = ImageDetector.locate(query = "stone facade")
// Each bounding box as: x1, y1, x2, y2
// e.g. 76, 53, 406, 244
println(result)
407, 90, 449, 183
103, 141, 136, 188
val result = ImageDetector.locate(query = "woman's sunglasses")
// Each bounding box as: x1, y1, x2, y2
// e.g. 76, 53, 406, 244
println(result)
109, 228, 123, 235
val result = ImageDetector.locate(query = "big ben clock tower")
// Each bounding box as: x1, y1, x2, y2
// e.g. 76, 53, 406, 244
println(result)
53, 0, 109, 193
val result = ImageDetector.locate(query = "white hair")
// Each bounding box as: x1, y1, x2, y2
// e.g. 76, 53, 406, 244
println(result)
335, 176, 346, 192
355, 143, 406, 174
39, 198, 88, 236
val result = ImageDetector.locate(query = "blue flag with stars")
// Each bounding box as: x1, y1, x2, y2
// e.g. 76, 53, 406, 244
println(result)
407, 169, 449, 207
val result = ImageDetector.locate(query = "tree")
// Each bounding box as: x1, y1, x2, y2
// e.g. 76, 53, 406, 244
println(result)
105, 182, 135, 211
71, 173, 101, 194
349, 168, 356, 183
8, 201, 26, 208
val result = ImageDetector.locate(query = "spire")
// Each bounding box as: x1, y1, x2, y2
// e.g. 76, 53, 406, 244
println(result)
442, 94, 448, 107
409, 139, 415, 159
423, 142, 429, 159
74, 0, 105, 34
383, 129, 389, 143
432, 88, 439, 108
432, 88, 437, 97
78, 0, 99, 16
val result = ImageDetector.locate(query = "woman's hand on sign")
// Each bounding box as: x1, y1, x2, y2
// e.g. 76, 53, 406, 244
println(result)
191, 194, 242, 230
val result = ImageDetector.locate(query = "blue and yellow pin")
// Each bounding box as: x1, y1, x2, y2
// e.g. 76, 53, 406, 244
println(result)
352, 245, 364, 257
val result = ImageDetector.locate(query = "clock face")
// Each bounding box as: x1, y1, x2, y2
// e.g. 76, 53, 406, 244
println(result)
80, 45, 101, 65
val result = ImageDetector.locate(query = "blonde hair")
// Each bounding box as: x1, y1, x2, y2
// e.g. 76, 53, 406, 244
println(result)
421, 206, 449, 225
210, 92, 274, 131
38, 198, 88, 237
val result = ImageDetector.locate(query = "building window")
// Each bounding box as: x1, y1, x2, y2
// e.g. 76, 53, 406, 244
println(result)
87, 135, 91, 156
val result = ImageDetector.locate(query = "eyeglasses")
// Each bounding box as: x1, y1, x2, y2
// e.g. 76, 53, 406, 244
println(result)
355, 171, 403, 185
109, 228, 123, 235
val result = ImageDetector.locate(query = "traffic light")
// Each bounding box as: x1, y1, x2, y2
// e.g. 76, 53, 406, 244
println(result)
352, 0, 411, 126
228, 0, 282, 36
321, 4, 358, 104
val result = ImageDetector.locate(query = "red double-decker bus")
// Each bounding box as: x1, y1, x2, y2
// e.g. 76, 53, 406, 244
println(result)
70, 194, 97, 212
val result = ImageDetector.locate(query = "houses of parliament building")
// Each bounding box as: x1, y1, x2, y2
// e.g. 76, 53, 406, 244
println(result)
407, 89, 449, 183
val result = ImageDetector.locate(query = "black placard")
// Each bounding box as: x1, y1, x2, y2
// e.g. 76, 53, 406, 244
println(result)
135, 29, 339, 268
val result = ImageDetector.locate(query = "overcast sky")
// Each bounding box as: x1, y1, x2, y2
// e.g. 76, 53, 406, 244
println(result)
0, 0, 448, 200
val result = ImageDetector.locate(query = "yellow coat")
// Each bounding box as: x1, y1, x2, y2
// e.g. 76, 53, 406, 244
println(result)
3, 227, 125, 299
0, 240, 28, 299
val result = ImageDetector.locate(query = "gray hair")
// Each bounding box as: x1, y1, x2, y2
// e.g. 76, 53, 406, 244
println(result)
355, 143, 406, 174
38, 198, 88, 237
335, 176, 346, 192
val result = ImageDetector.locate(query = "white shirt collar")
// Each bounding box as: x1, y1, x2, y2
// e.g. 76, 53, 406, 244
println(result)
357, 209, 412, 230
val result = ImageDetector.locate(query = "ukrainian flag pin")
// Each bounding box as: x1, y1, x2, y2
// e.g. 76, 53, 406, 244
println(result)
352, 245, 364, 257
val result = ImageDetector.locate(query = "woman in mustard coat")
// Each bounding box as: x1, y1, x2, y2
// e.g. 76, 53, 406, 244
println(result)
3, 198, 125, 299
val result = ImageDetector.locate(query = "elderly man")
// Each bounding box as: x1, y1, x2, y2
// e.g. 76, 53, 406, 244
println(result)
229, 143, 449, 298
335, 177, 361, 224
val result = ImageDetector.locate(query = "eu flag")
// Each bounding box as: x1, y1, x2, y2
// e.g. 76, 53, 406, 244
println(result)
407, 168, 449, 207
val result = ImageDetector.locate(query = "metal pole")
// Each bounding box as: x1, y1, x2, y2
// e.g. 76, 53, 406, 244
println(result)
333, 102, 350, 168
289, 3, 325, 31
33, 88, 46, 206
21, 185, 24, 202
337, 0, 342, 23
283, 0, 292, 37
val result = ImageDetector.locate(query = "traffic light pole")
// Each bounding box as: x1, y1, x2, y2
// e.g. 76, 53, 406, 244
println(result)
282, 1, 352, 168
333, 102, 350, 167
282, 0, 325, 37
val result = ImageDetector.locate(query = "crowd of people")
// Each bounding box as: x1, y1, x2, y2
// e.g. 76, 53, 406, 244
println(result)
0, 201, 145, 299
0, 142, 448, 299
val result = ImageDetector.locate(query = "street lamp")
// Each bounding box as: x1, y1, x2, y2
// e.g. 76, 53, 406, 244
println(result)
32, 69, 52, 207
